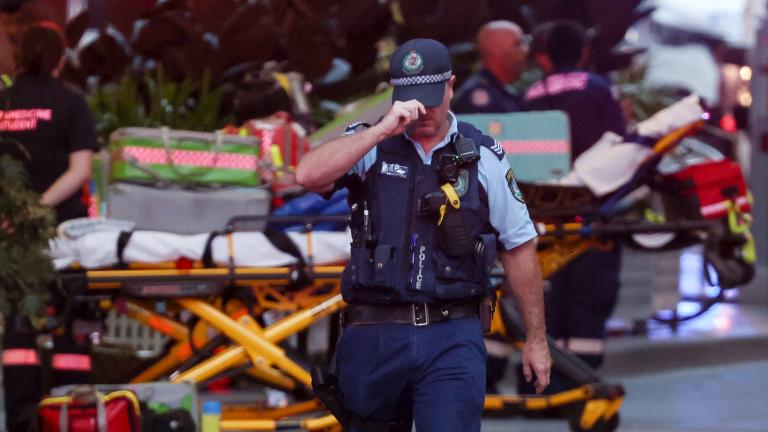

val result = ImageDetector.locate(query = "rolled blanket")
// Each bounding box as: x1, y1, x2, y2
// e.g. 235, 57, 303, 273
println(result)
561, 95, 704, 196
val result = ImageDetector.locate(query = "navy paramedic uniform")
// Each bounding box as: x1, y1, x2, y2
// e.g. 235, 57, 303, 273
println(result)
335, 113, 536, 431
0, 75, 99, 223
522, 68, 626, 160
452, 68, 521, 114
521, 69, 625, 377
0, 76, 98, 431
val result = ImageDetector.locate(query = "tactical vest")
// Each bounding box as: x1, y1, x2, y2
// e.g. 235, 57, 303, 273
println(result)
342, 121, 498, 305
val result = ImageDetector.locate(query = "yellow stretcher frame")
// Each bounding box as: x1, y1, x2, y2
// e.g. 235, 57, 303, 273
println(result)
85, 265, 346, 430
59, 119, 739, 431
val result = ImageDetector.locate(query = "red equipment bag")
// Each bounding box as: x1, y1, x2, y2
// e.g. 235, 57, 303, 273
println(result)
222, 111, 310, 170
39, 386, 141, 432
664, 159, 750, 220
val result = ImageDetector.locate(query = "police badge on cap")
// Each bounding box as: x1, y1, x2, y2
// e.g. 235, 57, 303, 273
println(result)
390, 39, 453, 107
402, 50, 424, 75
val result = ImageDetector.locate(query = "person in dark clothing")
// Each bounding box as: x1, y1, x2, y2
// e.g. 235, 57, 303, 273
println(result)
453, 20, 528, 114
1, 22, 97, 432
0, 21, 99, 224
520, 20, 625, 389
522, 20, 626, 160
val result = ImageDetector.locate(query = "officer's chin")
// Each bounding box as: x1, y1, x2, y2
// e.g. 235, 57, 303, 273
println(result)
408, 122, 437, 137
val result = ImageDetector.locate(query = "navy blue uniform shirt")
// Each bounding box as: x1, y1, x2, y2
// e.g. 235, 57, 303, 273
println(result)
452, 68, 521, 114
346, 112, 537, 251
521, 68, 626, 160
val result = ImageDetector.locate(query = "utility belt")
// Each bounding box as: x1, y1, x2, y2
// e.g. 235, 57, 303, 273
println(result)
341, 301, 487, 328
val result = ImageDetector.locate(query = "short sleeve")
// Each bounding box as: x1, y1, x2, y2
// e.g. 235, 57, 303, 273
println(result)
66, 94, 99, 153
342, 122, 377, 180
477, 145, 537, 250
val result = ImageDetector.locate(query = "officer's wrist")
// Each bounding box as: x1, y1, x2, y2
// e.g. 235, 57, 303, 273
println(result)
367, 122, 394, 144
527, 333, 547, 345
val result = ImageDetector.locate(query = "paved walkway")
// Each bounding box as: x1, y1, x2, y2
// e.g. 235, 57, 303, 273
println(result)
482, 361, 768, 431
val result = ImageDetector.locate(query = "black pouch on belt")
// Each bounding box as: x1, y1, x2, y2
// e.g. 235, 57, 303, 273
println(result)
437, 208, 473, 257
476, 233, 498, 333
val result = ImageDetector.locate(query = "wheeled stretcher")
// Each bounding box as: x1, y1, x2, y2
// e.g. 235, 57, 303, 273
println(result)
56, 215, 350, 431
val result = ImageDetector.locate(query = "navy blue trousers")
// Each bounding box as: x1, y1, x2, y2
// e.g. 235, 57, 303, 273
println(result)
335, 317, 486, 432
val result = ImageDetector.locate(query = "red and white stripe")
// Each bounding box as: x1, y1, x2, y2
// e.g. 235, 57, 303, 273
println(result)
499, 139, 569, 155
2, 348, 40, 366
52, 353, 92, 372
121, 146, 257, 170
700, 195, 751, 219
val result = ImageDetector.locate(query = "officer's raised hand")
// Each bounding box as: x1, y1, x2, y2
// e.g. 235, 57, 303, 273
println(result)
295, 98, 426, 193
375, 99, 427, 138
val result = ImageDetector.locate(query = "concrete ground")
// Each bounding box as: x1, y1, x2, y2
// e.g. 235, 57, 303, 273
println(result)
482, 361, 768, 432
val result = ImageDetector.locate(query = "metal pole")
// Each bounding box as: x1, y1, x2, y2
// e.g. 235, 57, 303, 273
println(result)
747, 7, 768, 303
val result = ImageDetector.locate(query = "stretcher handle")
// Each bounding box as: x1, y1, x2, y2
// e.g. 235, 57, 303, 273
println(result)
160, 126, 226, 182
537, 219, 712, 238
224, 214, 349, 233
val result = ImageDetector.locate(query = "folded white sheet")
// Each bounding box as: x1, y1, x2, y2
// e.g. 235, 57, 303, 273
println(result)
49, 229, 352, 270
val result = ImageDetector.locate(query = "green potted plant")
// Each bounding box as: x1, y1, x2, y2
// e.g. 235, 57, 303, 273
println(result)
0, 146, 56, 328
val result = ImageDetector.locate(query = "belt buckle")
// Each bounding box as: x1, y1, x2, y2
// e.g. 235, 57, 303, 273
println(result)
412, 303, 429, 326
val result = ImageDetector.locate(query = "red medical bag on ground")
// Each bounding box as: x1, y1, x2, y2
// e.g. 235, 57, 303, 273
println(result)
662, 159, 750, 220
39, 387, 141, 432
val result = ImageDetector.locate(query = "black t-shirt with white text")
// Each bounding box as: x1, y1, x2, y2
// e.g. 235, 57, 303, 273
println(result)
0, 76, 99, 222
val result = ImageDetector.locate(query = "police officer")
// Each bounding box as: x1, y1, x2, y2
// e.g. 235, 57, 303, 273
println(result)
522, 21, 625, 379
452, 20, 528, 114
297, 38, 550, 432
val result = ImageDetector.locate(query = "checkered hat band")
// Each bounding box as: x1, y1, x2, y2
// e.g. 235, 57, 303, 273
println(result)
390, 70, 452, 87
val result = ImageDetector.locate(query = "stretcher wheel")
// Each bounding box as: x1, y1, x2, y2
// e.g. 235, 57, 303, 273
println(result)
568, 412, 619, 432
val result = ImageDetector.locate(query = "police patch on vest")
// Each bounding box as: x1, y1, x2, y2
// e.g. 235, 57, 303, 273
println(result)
506, 169, 524, 203
381, 161, 408, 178
453, 169, 469, 196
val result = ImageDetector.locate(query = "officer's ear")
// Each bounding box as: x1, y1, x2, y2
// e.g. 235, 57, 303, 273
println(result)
534, 53, 552, 74
446, 75, 457, 99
